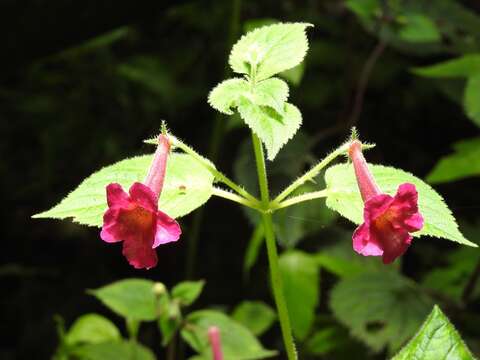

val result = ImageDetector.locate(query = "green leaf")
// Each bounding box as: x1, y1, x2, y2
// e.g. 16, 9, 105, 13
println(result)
399, 14, 441, 43
412, 54, 480, 78
181, 310, 277, 359
237, 98, 301, 160
33, 153, 214, 226
315, 236, 387, 278
65, 314, 121, 346
330, 271, 433, 353
279, 251, 319, 340
464, 74, 480, 127
232, 301, 276, 336
422, 247, 480, 303
171, 280, 205, 306
72, 341, 156, 360
89, 279, 157, 321
279, 64, 305, 86
392, 305, 475, 360
427, 137, 480, 183
345, 0, 379, 21
324, 163, 477, 247
208, 78, 249, 115
305, 326, 349, 356
229, 22, 312, 82
253, 78, 289, 115
158, 295, 181, 346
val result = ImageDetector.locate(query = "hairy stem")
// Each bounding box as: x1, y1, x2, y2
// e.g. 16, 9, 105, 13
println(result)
251, 133, 297, 360
212, 187, 263, 211
271, 189, 329, 211
274, 143, 349, 203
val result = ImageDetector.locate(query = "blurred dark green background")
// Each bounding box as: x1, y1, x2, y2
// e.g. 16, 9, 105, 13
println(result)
2, 1, 480, 359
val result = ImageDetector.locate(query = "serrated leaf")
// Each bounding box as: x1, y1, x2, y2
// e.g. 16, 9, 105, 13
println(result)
330, 271, 433, 353
72, 341, 156, 360
34, 153, 214, 226
253, 78, 289, 114
208, 78, 249, 115
229, 22, 312, 82
171, 280, 205, 306
324, 163, 476, 247
65, 314, 121, 346
412, 54, 480, 78
181, 310, 277, 359
89, 279, 157, 321
279, 251, 319, 340
464, 74, 480, 127
399, 14, 441, 43
392, 305, 475, 360
427, 137, 480, 183
232, 301, 276, 336
237, 98, 301, 160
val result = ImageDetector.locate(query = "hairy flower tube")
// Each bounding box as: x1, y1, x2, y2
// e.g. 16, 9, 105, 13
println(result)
348, 140, 424, 264
208, 326, 224, 360
100, 134, 181, 269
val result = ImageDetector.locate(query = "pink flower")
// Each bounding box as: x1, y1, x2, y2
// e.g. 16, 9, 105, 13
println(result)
348, 140, 424, 264
100, 134, 181, 269
208, 326, 223, 360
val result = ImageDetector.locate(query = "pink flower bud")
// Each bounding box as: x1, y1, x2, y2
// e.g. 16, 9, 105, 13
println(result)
208, 326, 223, 360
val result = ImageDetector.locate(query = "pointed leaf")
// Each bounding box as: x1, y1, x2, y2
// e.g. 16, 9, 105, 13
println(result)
208, 78, 249, 115
34, 153, 214, 226
399, 14, 441, 43
412, 54, 480, 78
324, 163, 476, 247
253, 78, 289, 114
279, 251, 319, 340
427, 137, 480, 183
237, 98, 301, 160
392, 305, 475, 360
172, 280, 205, 306
229, 22, 312, 81
232, 301, 276, 336
65, 314, 121, 345
464, 74, 480, 127
89, 279, 157, 321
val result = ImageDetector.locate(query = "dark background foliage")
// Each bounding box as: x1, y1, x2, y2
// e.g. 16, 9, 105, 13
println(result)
2, 1, 480, 359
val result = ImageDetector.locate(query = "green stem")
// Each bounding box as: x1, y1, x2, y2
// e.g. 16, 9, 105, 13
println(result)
212, 187, 263, 211
251, 133, 297, 360
170, 136, 260, 205
273, 143, 349, 203
271, 189, 329, 211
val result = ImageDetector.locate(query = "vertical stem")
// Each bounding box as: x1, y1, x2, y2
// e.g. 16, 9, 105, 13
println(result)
251, 134, 297, 360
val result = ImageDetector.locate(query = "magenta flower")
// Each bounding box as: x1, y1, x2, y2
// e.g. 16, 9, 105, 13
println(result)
208, 326, 223, 360
348, 140, 424, 264
100, 134, 181, 269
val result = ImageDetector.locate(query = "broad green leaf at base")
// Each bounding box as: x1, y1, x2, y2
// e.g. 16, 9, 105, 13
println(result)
324, 163, 476, 247
392, 305, 475, 360
33, 153, 215, 226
